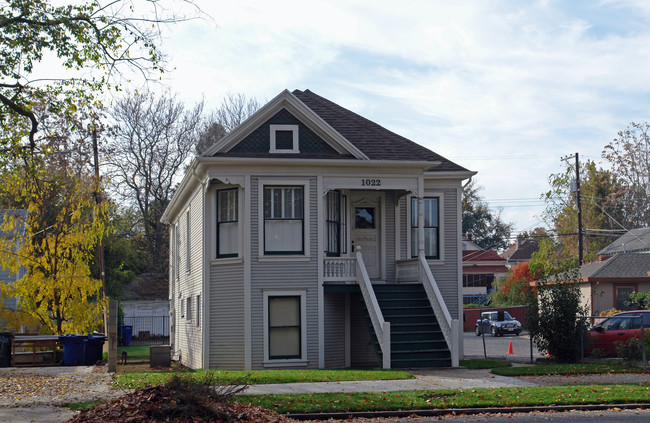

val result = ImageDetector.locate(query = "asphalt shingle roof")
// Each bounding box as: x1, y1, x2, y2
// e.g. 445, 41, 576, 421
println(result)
580, 252, 650, 279
598, 228, 650, 256
292, 89, 469, 171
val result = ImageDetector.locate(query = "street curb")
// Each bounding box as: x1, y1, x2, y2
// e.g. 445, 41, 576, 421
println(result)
286, 402, 650, 420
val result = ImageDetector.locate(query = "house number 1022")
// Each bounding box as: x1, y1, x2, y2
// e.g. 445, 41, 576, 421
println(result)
361, 179, 381, 187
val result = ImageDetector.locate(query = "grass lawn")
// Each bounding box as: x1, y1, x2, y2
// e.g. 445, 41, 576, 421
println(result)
114, 368, 415, 389
239, 384, 650, 414
491, 362, 645, 376
118, 345, 150, 361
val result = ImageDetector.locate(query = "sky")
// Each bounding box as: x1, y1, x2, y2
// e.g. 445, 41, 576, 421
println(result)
146, 0, 650, 238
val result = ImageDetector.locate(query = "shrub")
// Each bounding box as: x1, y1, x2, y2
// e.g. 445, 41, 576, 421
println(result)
528, 268, 589, 363
600, 308, 623, 317
616, 337, 642, 361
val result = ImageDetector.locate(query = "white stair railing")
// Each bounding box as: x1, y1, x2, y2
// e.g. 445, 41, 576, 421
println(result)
355, 246, 391, 369
418, 254, 459, 367
323, 257, 356, 281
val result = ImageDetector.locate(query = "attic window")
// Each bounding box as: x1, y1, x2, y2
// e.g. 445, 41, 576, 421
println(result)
270, 125, 299, 153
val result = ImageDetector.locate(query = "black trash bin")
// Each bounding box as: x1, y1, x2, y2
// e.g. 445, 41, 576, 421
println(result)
0, 331, 14, 367
85, 335, 106, 365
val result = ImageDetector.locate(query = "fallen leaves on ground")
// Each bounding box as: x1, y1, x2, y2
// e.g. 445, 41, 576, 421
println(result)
67, 383, 297, 423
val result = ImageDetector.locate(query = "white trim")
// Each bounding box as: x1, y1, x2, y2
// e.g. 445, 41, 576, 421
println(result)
262, 290, 308, 364
202, 90, 368, 160
210, 257, 244, 266
201, 181, 209, 368
406, 192, 445, 263
394, 196, 401, 261
456, 185, 464, 360
244, 175, 252, 370
270, 124, 299, 153
257, 178, 311, 258
317, 175, 325, 368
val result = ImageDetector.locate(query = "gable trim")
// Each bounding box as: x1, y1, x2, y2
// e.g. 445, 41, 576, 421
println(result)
202, 90, 369, 160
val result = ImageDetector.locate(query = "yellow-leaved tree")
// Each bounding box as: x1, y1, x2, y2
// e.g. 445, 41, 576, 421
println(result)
0, 158, 109, 335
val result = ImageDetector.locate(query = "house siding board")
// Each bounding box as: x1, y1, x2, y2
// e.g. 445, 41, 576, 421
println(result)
250, 176, 320, 369
175, 189, 204, 369
228, 109, 341, 157
324, 293, 346, 368
209, 262, 245, 369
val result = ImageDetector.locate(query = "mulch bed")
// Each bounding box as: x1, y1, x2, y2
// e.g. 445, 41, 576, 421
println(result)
67, 383, 297, 423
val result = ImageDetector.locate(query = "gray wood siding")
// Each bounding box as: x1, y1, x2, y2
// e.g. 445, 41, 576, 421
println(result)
349, 293, 378, 367
323, 293, 345, 368
429, 188, 460, 318
209, 262, 245, 369
250, 176, 320, 369
175, 189, 204, 369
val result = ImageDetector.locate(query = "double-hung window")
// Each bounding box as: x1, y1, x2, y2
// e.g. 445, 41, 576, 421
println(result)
264, 186, 304, 254
411, 197, 439, 259
267, 295, 301, 360
326, 190, 346, 257
217, 189, 238, 258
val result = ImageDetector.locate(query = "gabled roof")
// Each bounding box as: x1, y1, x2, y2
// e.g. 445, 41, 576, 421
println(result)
597, 228, 650, 256
292, 90, 468, 171
579, 252, 650, 279
502, 238, 539, 262
202, 89, 468, 171
463, 250, 506, 262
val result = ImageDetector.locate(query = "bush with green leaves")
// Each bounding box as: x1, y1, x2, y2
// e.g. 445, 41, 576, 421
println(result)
625, 291, 650, 310
528, 267, 589, 363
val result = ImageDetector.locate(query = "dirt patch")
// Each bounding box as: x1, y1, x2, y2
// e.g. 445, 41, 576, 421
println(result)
520, 372, 650, 385
0, 365, 124, 407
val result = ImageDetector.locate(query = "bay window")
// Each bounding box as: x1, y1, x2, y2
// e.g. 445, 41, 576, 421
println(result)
217, 188, 238, 258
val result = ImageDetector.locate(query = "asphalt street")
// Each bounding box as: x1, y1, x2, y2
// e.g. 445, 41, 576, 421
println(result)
463, 330, 546, 362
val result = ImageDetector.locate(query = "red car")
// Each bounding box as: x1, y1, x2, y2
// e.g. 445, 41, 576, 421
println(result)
587, 310, 650, 356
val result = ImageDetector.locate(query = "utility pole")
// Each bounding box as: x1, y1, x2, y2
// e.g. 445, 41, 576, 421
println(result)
561, 153, 583, 264
93, 127, 108, 334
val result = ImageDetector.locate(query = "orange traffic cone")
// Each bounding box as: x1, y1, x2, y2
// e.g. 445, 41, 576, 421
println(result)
546, 351, 552, 357
507, 341, 514, 355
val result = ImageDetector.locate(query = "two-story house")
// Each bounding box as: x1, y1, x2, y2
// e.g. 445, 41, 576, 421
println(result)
161, 89, 474, 370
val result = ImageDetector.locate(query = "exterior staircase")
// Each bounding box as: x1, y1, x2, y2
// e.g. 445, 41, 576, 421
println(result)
362, 283, 451, 368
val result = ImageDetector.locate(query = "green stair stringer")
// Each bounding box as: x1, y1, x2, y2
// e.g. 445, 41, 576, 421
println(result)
361, 283, 451, 368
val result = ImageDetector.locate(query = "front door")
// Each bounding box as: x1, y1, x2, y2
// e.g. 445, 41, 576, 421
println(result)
350, 193, 382, 280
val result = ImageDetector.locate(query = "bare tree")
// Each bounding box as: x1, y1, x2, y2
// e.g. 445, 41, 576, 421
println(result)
107, 90, 204, 275
196, 93, 260, 155
602, 122, 650, 228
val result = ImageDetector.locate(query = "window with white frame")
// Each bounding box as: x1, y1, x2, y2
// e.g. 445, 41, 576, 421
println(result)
186, 296, 192, 322
411, 197, 439, 259
270, 125, 299, 153
326, 190, 347, 257
267, 295, 302, 360
181, 296, 185, 318
185, 209, 191, 272
196, 294, 201, 327
217, 188, 238, 258
264, 186, 304, 254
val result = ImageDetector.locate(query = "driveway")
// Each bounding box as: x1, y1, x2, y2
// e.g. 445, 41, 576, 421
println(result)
463, 331, 545, 362
0, 366, 123, 423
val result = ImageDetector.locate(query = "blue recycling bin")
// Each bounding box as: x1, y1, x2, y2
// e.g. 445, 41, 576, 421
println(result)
85, 335, 106, 365
118, 325, 133, 346
0, 331, 14, 367
58, 335, 87, 365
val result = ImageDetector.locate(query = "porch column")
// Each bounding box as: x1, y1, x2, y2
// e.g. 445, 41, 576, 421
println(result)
418, 196, 425, 258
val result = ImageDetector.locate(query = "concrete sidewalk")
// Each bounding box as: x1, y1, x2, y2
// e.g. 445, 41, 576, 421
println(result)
243, 368, 538, 395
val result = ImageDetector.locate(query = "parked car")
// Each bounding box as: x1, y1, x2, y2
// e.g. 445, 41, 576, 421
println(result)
475, 311, 522, 337
586, 310, 650, 356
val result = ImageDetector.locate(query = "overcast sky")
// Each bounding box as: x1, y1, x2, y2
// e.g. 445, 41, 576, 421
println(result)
150, 0, 650, 237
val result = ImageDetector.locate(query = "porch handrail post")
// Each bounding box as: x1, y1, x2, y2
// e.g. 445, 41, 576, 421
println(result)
355, 246, 391, 369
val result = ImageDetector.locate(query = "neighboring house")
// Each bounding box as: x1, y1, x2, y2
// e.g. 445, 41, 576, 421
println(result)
597, 228, 650, 256
161, 89, 474, 370
120, 274, 170, 341
0, 209, 27, 331
462, 249, 508, 305
501, 238, 539, 268
577, 253, 650, 316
